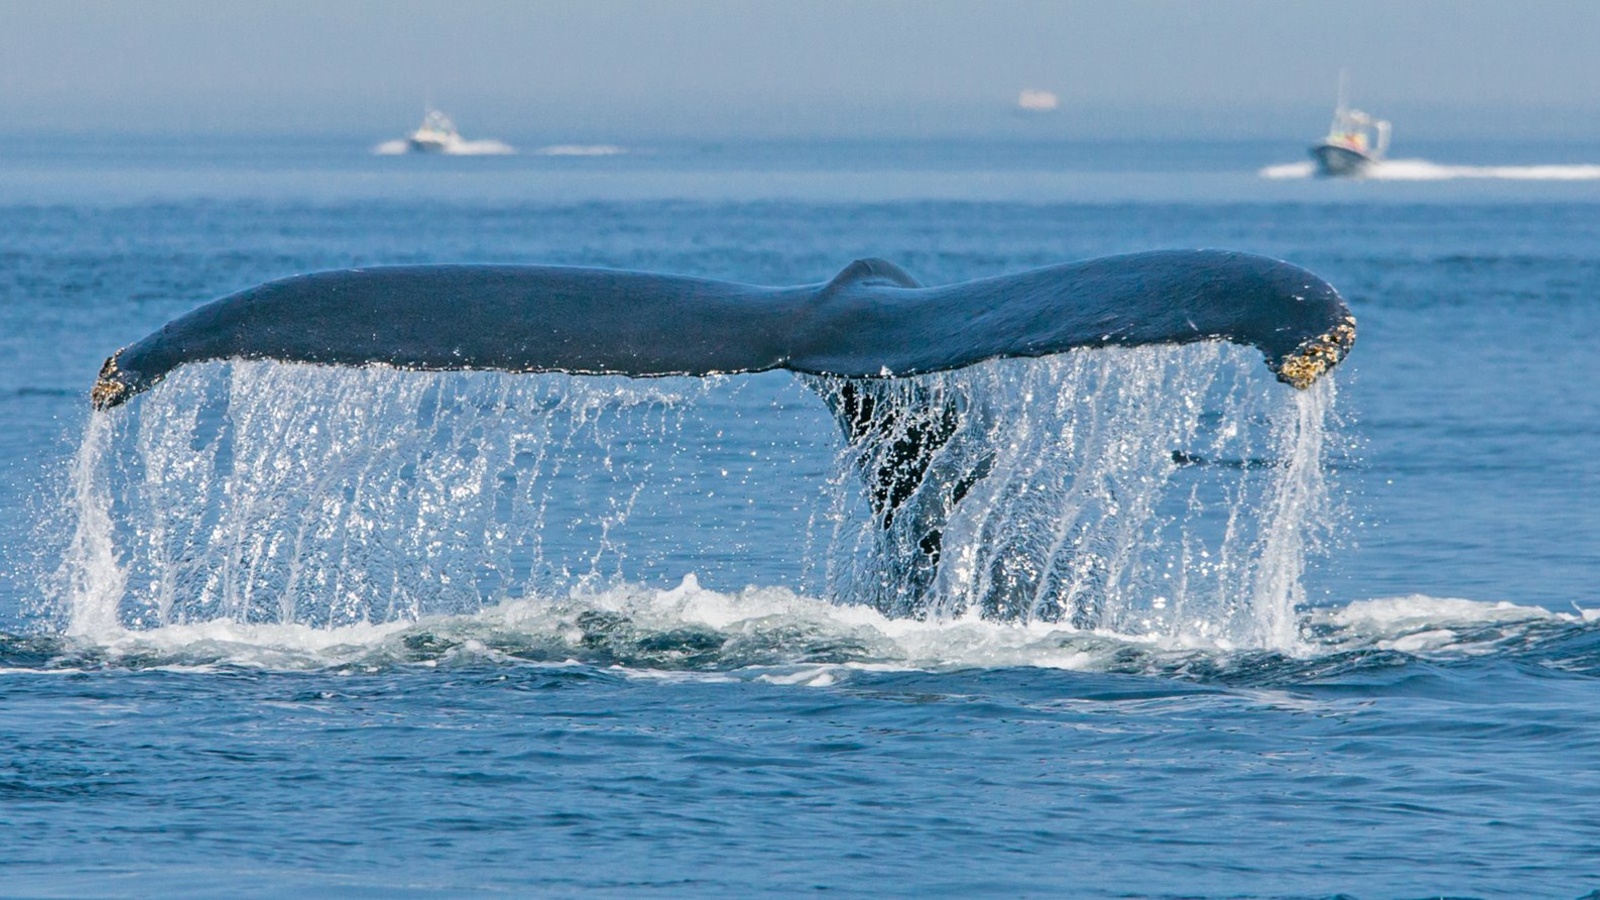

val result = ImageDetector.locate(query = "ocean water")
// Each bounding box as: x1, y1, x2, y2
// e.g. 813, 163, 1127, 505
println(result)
2, 135, 1599, 897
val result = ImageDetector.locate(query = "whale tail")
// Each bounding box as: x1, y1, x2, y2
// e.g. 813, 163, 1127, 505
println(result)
84, 253, 1354, 619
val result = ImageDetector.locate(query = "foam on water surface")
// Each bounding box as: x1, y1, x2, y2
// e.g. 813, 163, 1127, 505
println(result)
1260, 158, 1600, 181
371, 138, 516, 156
533, 144, 627, 157
22, 570, 1600, 679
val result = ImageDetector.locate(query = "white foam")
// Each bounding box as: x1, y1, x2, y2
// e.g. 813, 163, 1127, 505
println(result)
1305, 594, 1595, 658
1258, 162, 1316, 180
49, 576, 1600, 675
1329, 594, 1565, 629
371, 139, 516, 156
52, 573, 1185, 673
534, 145, 626, 157
756, 666, 841, 687
1371, 160, 1600, 181
93, 573, 1152, 672
1383, 629, 1458, 653
1259, 158, 1600, 181
85, 617, 414, 669
446, 139, 516, 156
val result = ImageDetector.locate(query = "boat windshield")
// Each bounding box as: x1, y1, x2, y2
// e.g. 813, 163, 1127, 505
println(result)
417, 110, 456, 135
1325, 107, 1389, 157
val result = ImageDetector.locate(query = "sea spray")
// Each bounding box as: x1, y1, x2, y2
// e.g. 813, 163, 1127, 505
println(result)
819, 344, 1336, 647
55, 344, 1338, 650
1247, 378, 1334, 650
60, 412, 124, 638
86, 362, 737, 629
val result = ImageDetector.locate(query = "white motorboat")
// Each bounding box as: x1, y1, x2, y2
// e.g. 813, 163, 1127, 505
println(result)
406, 109, 462, 154
373, 108, 514, 156
1310, 75, 1390, 177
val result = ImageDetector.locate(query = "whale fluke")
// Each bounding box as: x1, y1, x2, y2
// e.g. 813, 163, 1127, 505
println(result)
88, 251, 1355, 620
91, 251, 1355, 411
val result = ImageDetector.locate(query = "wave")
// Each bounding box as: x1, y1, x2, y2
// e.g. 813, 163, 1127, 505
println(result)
1259, 159, 1600, 181
11, 578, 1598, 682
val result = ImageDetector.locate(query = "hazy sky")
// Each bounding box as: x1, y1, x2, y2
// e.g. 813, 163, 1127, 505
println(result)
3, 0, 1598, 139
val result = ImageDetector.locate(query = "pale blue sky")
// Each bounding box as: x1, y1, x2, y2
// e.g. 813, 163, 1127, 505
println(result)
3, 0, 1597, 139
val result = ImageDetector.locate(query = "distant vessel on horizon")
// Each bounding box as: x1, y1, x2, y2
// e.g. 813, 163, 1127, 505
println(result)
373, 108, 515, 156
1016, 89, 1059, 113
1309, 74, 1389, 177
407, 109, 462, 153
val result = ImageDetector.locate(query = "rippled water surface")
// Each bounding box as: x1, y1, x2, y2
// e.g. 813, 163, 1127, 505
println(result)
2, 137, 1599, 897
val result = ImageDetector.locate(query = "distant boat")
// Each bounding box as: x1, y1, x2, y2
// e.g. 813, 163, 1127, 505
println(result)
407, 109, 461, 153
1310, 75, 1390, 177
372, 109, 515, 156
1017, 89, 1059, 113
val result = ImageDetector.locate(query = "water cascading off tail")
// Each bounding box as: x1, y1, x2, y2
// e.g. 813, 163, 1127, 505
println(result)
55, 344, 1337, 651
815, 343, 1335, 648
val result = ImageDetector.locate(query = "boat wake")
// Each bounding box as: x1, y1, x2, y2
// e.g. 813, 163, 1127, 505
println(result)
1260, 158, 1600, 181
533, 144, 626, 157
372, 138, 516, 156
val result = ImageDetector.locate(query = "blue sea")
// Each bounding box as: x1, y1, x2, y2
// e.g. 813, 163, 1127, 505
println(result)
2, 134, 1599, 898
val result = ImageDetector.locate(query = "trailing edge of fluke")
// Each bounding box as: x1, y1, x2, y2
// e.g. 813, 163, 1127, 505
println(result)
91, 250, 1355, 411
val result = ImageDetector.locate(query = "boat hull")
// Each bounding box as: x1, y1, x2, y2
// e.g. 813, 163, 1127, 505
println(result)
1311, 143, 1376, 177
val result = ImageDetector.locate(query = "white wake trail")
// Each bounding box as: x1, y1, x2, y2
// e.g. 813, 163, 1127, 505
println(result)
1260, 158, 1600, 181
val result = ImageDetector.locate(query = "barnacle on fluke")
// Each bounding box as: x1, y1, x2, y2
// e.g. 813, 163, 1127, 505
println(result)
91, 351, 130, 411
1273, 317, 1358, 390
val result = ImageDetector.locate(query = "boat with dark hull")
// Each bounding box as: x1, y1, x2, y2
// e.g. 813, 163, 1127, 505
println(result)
1309, 75, 1390, 177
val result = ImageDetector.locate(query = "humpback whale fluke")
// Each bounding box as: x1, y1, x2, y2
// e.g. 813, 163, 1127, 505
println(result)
87, 251, 1354, 621
90, 250, 1354, 411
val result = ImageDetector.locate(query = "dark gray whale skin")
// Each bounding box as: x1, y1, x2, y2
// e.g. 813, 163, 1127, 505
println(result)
91, 250, 1355, 410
